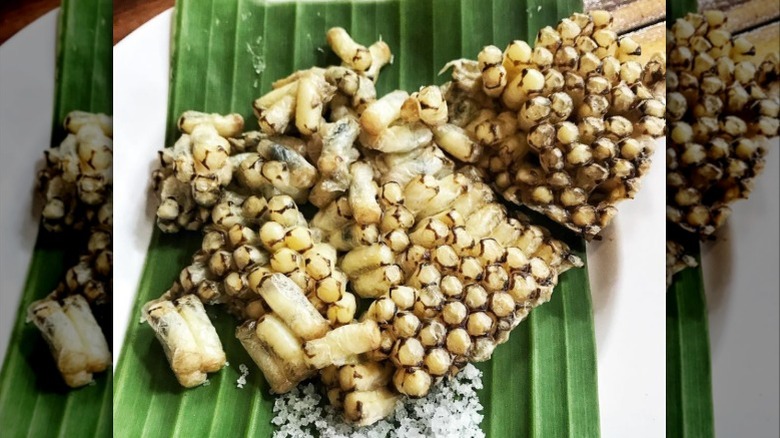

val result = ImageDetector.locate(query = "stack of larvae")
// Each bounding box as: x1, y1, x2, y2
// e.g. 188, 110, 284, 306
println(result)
666, 11, 779, 283
38, 111, 113, 232
142, 295, 225, 387
314, 169, 581, 424
152, 33, 390, 233
434, 10, 666, 240
152, 111, 319, 233
144, 24, 592, 426
48, 226, 113, 305
28, 112, 113, 387
146, 192, 362, 387
146, 28, 395, 390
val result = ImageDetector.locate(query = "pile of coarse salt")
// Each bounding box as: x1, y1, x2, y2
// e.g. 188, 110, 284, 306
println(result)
271, 364, 485, 438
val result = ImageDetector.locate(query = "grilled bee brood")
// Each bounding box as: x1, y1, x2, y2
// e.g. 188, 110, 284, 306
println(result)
48, 211, 113, 306
28, 112, 113, 387
141, 19, 642, 427
431, 11, 667, 240
666, 11, 779, 284
143, 295, 226, 387
28, 295, 111, 388
38, 111, 112, 231
311, 169, 580, 417
147, 193, 362, 389
667, 11, 778, 238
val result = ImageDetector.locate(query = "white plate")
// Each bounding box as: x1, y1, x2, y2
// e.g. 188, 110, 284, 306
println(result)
0, 9, 59, 368
703, 139, 779, 436
113, 9, 666, 437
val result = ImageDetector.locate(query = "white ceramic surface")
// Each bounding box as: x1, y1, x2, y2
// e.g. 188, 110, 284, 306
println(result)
0, 9, 59, 368
112, 10, 173, 365
112, 9, 667, 437
703, 141, 779, 438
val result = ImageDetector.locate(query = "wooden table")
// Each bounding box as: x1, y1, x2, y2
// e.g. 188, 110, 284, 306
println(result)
113, 0, 174, 44
0, 0, 59, 45
0, 0, 175, 46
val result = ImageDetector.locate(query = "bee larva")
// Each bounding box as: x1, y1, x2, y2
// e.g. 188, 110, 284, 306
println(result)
474, 111, 518, 146
295, 72, 336, 135
517, 96, 552, 131
478, 45, 508, 97
557, 18, 581, 42
549, 92, 574, 123
502, 67, 545, 110
431, 123, 483, 162
543, 69, 565, 94
326, 27, 373, 72
503, 40, 533, 78
360, 90, 409, 136
364, 40, 393, 82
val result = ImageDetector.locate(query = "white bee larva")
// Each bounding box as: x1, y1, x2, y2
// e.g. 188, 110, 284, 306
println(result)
327, 27, 373, 72
236, 320, 296, 394
143, 299, 207, 387
174, 295, 226, 373
343, 387, 400, 426
431, 123, 483, 163
295, 71, 336, 135
255, 314, 315, 382
479, 45, 508, 97
359, 90, 409, 135
253, 274, 330, 341
304, 320, 381, 369
364, 40, 393, 82
28, 299, 92, 385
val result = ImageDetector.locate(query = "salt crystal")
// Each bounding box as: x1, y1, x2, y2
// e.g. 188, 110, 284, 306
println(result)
237, 363, 249, 389
270, 364, 485, 437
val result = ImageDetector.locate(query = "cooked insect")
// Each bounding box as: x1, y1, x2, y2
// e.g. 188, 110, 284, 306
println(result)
28, 296, 111, 388
667, 12, 778, 238
304, 320, 381, 369
49, 224, 113, 305
142, 296, 226, 387
327, 27, 373, 72
666, 12, 779, 282
141, 23, 614, 427
438, 10, 666, 240
38, 111, 113, 231
236, 320, 298, 394
29, 112, 114, 389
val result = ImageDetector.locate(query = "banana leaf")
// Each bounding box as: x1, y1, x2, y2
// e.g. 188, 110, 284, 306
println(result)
0, 0, 113, 436
666, 230, 713, 438
113, 1, 605, 436
665, 1, 714, 433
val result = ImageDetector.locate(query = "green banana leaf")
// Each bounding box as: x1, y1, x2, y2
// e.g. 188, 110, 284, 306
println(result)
113, 1, 601, 436
666, 235, 714, 438
0, 0, 113, 436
